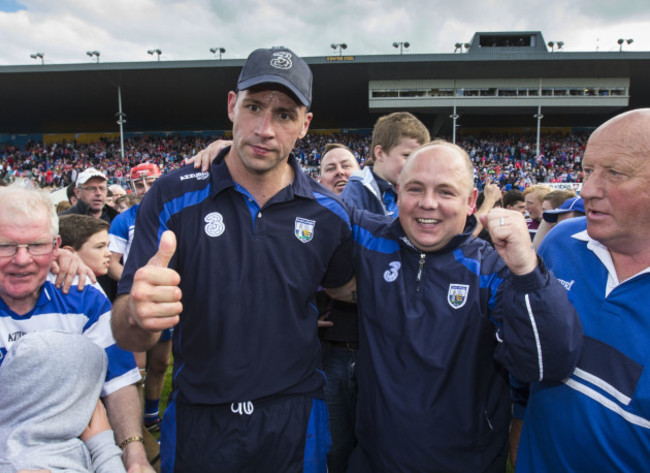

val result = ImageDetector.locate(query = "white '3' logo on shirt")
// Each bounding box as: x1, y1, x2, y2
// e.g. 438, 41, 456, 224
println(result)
204, 212, 225, 237
383, 261, 401, 282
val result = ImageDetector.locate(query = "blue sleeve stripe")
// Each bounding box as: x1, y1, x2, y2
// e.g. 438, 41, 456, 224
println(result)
453, 248, 503, 311
352, 225, 400, 254
313, 191, 351, 230
453, 248, 480, 275
158, 186, 212, 239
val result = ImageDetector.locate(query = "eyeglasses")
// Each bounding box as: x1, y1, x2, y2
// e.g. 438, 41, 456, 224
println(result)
0, 239, 57, 257
79, 185, 108, 193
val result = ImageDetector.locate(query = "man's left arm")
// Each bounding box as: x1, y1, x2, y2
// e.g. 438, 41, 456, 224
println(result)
103, 385, 154, 473
482, 208, 583, 382
323, 276, 357, 303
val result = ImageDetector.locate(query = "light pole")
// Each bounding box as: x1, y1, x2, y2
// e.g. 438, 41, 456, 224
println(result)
450, 105, 460, 144
30, 52, 44, 64
454, 42, 470, 53
618, 38, 633, 51
547, 41, 564, 52
392, 41, 410, 55
116, 87, 127, 159
209, 47, 226, 59
147, 49, 162, 61
330, 43, 347, 56
534, 105, 544, 158
86, 50, 100, 63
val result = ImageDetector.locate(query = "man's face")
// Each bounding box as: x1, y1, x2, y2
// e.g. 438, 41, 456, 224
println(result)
397, 146, 477, 253
227, 88, 312, 176
319, 149, 360, 194
0, 207, 58, 313
507, 201, 527, 215
374, 137, 422, 186
75, 230, 111, 277
580, 128, 650, 254
132, 177, 158, 198
75, 177, 107, 213
525, 192, 543, 221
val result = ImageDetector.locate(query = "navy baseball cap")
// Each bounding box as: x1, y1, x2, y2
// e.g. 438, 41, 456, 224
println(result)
236, 47, 312, 108
543, 196, 585, 223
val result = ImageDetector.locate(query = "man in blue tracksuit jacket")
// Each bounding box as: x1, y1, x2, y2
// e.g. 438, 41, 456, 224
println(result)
336, 140, 583, 473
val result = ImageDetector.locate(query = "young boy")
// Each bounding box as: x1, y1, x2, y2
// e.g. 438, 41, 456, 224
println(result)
340, 111, 430, 216
58, 214, 111, 278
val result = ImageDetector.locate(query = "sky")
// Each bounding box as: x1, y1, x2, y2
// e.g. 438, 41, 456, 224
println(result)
1, 0, 649, 66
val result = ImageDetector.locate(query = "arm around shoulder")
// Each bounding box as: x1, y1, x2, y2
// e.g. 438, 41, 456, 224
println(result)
323, 277, 357, 304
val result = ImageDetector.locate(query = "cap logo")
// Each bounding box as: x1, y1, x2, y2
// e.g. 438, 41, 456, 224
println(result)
270, 51, 292, 70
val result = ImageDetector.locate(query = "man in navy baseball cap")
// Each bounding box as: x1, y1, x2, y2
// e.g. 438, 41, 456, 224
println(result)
112, 46, 353, 473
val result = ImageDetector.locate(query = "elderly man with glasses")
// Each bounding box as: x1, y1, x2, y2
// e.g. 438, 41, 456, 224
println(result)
62, 168, 118, 224
0, 184, 152, 473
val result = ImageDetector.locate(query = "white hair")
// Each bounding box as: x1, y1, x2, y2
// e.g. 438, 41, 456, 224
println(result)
0, 182, 59, 237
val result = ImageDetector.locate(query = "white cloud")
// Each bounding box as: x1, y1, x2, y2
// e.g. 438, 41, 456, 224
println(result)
0, 0, 648, 65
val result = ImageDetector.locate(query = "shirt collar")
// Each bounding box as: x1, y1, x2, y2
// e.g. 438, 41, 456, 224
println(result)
572, 229, 650, 295
209, 146, 314, 200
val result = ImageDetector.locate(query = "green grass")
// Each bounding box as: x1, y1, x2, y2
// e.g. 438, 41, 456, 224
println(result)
160, 360, 174, 417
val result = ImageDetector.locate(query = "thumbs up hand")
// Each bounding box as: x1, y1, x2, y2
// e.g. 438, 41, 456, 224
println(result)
130, 230, 183, 332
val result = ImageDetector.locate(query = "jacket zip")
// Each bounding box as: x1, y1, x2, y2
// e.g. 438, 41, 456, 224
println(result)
416, 253, 426, 292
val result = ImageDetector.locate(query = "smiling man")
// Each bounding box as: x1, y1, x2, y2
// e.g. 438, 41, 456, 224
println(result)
340, 140, 583, 473
112, 47, 354, 473
0, 185, 148, 473
319, 143, 360, 194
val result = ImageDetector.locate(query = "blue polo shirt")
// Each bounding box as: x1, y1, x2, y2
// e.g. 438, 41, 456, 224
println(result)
119, 150, 353, 405
518, 217, 650, 472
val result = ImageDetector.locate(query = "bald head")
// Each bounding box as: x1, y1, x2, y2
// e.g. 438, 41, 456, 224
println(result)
396, 140, 477, 253
588, 108, 650, 155
580, 108, 650, 255
400, 140, 475, 193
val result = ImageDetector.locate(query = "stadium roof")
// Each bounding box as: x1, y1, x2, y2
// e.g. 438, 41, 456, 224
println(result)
1, 31, 649, 135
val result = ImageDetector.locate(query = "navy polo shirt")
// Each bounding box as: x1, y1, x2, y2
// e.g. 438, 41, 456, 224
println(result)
119, 150, 354, 405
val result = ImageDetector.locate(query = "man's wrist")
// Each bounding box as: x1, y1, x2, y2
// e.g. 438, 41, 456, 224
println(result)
119, 434, 144, 450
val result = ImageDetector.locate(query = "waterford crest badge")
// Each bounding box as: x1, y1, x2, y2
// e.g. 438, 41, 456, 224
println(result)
447, 284, 469, 309
294, 217, 315, 243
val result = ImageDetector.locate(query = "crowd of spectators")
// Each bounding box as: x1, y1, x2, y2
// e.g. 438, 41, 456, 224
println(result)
0, 130, 588, 191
